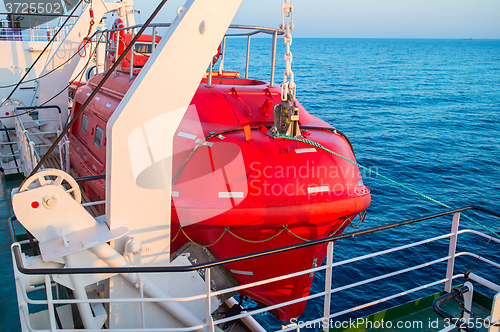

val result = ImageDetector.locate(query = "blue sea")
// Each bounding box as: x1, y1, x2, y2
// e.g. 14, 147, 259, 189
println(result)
1, 38, 500, 331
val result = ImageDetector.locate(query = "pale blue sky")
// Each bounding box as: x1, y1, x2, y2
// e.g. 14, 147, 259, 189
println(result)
1, 0, 499, 38
135, 0, 499, 39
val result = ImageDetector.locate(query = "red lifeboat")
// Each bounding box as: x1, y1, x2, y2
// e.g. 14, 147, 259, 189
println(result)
68, 24, 371, 321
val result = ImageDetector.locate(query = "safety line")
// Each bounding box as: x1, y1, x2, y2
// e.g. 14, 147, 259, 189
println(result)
272, 132, 500, 239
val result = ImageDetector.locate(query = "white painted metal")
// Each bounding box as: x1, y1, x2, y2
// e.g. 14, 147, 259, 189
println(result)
456, 252, 500, 269
219, 36, 226, 74
467, 272, 500, 293
490, 292, 500, 332
65, 253, 98, 329
89, 243, 215, 331
105, 0, 241, 328
225, 297, 267, 332
12, 185, 95, 244
269, 31, 277, 86
205, 268, 214, 332
445, 212, 460, 292
81, 199, 107, 207
437, 324, 457, 332
11, 212, 500, 332
323, 242, 333, 332
38, 223, 128, 262
245, 35, 251, 78
43, 275, 57, 332
463, 282, 474, 323
36, 0, 135, 132
459, 229, 500, 244
130, 28, 135, 80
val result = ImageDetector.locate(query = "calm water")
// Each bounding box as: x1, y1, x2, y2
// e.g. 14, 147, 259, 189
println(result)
1, 38, 500, 331
225, 38, 500, 329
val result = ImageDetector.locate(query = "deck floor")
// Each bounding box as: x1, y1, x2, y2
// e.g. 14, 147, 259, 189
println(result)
363, 300, 491, 332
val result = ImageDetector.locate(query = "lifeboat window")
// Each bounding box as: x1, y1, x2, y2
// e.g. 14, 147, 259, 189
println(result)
94, 126, 104, 148
81, 114, 88, 133
135, 43, 153, 55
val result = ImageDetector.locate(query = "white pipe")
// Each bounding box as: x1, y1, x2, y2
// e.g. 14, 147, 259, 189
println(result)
467, 272, 500, 293
23, 255, 64, 290
65, 253, 98, 329
26, 127, 53, 146
90, 243, 219, 332
225, 297, 266, 332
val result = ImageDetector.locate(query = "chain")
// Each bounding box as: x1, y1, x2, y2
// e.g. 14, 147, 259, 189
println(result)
281, 0, 295, 101
454, 287, 500, 327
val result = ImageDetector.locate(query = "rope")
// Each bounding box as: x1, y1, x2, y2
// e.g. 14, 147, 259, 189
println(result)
78, 2, 95, 58
349, 211, 366, 228
171, 226, 182, 243
226, 226, 285, 243
284, 225, 310, 242
178, 213, 359, 247
272, 132, 500, 239
180, 227, 226, 248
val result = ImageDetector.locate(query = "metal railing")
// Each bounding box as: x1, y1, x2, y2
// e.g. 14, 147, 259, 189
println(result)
100, 23, 283, 86
0, 17, 76, 42
2, 105, 69, 176
9, 206, 500, 331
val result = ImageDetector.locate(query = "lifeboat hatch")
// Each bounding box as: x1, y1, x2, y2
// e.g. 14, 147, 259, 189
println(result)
223, 90, 281, 125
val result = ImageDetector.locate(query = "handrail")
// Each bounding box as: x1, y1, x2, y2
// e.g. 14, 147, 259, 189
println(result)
11, 206, 500, 275
100, 22, 283, 82
15, 105, 62, 114
102, 23, 284, 35
11, 207, 500, 332
13, 105, 69, 174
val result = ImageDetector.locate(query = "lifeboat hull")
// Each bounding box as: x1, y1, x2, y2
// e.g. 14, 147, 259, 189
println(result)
69, 72, 371, 321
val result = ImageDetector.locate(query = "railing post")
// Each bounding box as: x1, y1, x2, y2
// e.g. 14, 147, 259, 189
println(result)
105, 31, 109, 72
130, 28, 135, 80
207, 61, 213, 87
152, 26, 157, 52
323, 241, 334, 332
57, 130, 63, 169
463, 281, 474, 324
205, 267, 214, 332
114, 26, 119, 76
65, 138, 70, 173
95, 33, 99, 75
30, 141, 36, 172
245, 35, 251, 79
445, 212, 460, 292
270, 30, 277, 86
490, 292, 500, 332
45, 274, 57, 331
219, 36, 226, 75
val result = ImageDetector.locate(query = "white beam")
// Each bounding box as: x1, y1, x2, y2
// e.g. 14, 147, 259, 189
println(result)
105, 0, 241, 328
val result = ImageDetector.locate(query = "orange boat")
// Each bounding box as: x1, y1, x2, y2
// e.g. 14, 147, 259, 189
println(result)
68, 21, 371, 321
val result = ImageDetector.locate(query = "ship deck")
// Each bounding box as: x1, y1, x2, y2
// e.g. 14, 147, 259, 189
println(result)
330, 290, 492, 332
